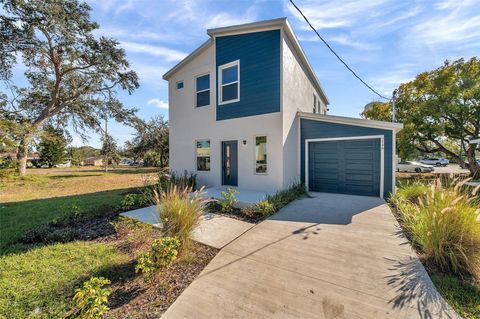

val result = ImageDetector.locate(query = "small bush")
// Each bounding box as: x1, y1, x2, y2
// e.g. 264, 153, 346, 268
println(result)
154, 170, 197, 192
220, 187, 239, 213
72, 277, 111, 319
135, 237, 181, 278
121, 193, 148, 210
251, 200, 275, 217
156, 186, 208, 251
391, 179, 480, 277
249, 183, 307, 219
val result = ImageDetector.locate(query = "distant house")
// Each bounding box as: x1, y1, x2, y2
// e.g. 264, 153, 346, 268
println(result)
83, 156, 103, 166
470, 138, 480, 144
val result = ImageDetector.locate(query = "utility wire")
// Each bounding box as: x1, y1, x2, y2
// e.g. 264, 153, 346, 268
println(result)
289, 0, 391, 101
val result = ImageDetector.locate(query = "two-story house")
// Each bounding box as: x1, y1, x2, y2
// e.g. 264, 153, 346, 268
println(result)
163, 18, 402, 198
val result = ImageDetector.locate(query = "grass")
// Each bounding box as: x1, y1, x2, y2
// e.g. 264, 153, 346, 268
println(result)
0, 241, 129, 319
431, 273, 480, 319
0, 167, 158, 250
0, 166, 157, 203
0, 188, 132, 250
391, 178, 480, 317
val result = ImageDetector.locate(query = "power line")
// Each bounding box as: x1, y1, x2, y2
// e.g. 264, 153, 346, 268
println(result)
289, 0, 391, 101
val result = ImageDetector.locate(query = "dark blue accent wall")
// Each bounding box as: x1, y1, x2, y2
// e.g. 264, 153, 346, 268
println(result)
216, 30, 280, 120
300, 119, 394, 198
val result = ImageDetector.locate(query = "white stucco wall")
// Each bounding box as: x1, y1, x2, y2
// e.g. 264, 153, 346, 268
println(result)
168, 43, 284, 192
281, 32, 328, 188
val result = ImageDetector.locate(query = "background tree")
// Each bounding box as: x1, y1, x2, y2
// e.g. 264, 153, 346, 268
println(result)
0, 0, 139, 176
363, 58, 479, 176
396, 57, 479, 177
100, 133, 119, 172
125, 116, 169, 167
38, 125, 67, 167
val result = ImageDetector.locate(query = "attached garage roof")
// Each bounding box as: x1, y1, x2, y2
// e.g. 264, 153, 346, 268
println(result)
298, 112, 403, 132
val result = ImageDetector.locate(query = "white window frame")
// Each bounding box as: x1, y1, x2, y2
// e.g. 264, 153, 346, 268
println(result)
305, 135, 384, 198
254, 135, 268, 175
194, 73, 210, 108
195, 139, 211, 172
176, 80, 184, 90
218, 60, 240, 105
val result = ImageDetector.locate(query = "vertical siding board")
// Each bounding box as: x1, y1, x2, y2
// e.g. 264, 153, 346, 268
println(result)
216, 30, 281, 120
300, 119, 393, 198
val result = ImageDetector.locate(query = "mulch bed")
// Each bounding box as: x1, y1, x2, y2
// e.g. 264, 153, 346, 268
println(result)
207, 202, 262, 224
107, 242, 217, 319
21, 210, 219, 318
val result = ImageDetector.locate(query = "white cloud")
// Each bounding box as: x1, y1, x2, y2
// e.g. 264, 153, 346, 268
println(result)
147, 98, 169, 109
326, 34, 378, 51
121, 42, 187, 62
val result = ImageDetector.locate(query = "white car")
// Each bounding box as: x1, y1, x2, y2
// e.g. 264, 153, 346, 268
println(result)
397, 161, 434, 173
419, 157, 449, 167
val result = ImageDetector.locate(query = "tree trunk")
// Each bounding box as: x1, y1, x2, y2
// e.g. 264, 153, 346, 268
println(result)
17, 135, 32, 176
466, 145, 479, 179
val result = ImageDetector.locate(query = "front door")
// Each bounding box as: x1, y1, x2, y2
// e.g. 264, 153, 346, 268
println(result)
222, 140, 238, 186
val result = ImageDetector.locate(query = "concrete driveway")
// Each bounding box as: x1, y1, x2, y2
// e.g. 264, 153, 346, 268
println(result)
162, 193, 458, 319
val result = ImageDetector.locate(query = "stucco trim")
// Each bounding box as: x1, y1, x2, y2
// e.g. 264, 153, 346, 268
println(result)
305, 135, 385, 198
298, 112, 403, 132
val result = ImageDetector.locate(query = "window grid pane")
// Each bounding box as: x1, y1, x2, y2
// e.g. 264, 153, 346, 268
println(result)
222, 82, 238, 102
196, 90, 210, 107
196, 140, 210, 171
222, 65, 238, 84
196, 74, 210, 92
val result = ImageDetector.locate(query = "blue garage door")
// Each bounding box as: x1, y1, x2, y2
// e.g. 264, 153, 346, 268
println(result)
308, 138, 381, 196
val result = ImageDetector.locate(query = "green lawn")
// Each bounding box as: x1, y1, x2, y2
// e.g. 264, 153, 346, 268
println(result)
431, 274, 480, 318
0, 241, 129, 319
0, 188, 133, 250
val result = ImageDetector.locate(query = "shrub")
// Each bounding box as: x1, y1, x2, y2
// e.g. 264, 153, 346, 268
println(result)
220, 187, 239, 213
155, 186, 207, 251
135, 237, 181, 278
391, 179, 480, 277
121, 193, 148, 210
249, 183, 307, 219
72, 277, 111, 319
251, 200, 275, 217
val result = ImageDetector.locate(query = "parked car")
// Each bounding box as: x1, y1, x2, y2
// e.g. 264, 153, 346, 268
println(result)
397, 161, 434, 173
419, 157, 449, 166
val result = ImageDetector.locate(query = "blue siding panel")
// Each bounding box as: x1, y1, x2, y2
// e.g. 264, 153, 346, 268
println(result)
216, 30, 280, 120
300, 119, 394, 198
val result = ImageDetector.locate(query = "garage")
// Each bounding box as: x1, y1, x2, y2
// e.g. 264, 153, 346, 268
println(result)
306, 137, 382, 197
299, 113, 403, 199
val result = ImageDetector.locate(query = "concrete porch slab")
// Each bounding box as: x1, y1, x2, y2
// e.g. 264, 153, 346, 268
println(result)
120, 206, 255, 249
203, 186, 275, 208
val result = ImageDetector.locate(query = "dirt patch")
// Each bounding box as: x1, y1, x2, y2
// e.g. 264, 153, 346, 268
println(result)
207, 202, 261, 224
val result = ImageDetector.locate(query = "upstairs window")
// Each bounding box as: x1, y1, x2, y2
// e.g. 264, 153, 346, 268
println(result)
255, 136, 267, 174
219, 60, 240, 104
195, 74, 210, 107
176, 81, 184, 89
196, 140, 210, 171
313, 94, 317, 113
317, 99, 321, 114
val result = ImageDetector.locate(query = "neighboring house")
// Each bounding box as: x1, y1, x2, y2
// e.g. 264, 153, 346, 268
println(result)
163, 18, 402, 198
83, 156, 103, 166
470, 138, 480, 144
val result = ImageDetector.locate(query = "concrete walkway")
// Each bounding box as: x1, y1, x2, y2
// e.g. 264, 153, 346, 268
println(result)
121, 206, 254, 249
162, 193, 458, 319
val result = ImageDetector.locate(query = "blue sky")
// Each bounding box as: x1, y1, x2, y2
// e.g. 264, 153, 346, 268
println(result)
12, 0, 480, 148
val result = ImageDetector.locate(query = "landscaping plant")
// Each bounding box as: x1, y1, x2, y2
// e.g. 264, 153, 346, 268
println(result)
391, 179, 480, 277
155, 186, 208, 251
251, 183, 307, 218
72, 277, 111, 319
135, 237, 180, 278
220, 187, 239, 213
